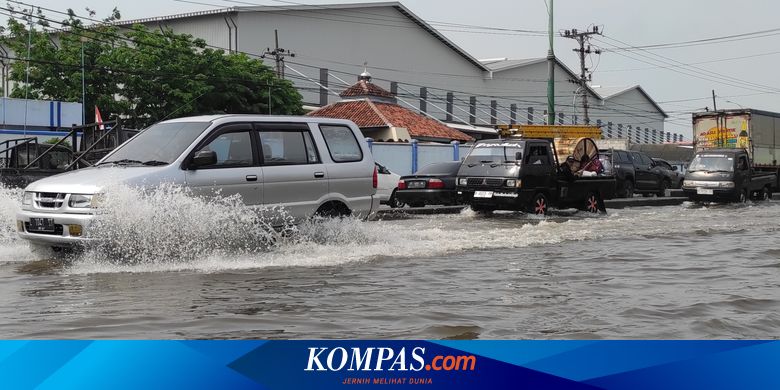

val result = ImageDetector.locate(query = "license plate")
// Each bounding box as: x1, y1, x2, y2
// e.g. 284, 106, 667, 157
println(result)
408, 181, 427, 189
697, 188, 714, 195
28, 218, 55, 232
474, 191, 494, 198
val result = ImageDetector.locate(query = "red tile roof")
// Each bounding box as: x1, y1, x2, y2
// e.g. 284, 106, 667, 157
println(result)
308, 99, 473, 142
339, 80, 395, 98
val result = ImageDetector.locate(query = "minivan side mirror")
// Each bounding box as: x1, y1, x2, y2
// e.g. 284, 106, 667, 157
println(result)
515, 151, 523, 161
190, 150, 217, 169
672, 166, 678, 171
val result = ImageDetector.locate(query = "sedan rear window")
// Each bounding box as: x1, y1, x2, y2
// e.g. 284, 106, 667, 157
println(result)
417, 162, 461, 175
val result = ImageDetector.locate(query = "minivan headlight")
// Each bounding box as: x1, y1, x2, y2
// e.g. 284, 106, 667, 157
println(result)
458, 178, 468, 186
22, 192, 33, 205
68, 194, 94, 208
718, 181, 735, 188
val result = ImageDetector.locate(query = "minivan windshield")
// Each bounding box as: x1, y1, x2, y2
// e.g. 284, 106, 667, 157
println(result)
465, 142, 524, 165
688, 154, 734, 172
101, 122, 210, 165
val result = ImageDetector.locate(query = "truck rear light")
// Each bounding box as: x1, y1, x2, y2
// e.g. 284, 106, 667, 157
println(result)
373, 166, 378, 188
427, 179, 445, 189
397, 180, 406, 190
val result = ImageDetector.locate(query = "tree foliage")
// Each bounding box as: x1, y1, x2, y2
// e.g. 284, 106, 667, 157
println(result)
0, 7, 303, 128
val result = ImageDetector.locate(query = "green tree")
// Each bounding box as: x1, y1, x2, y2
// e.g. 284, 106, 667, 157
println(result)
0, 7, 302, 129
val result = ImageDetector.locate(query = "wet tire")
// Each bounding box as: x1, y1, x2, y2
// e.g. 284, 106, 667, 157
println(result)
658, 180, 669, 197
388, 190, 405, 208
315, 202, 351, 218
738, 189, 748, 203
623, 181, 634, 198
762, 187, 772, 201
471, 205, 494, 215
584, 192, 600, 213
529, 193, 548, 216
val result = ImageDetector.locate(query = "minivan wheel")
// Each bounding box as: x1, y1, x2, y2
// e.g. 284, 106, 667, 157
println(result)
738, 189, 748, 203
315, 202, 351, 218
529, 193, 548, 215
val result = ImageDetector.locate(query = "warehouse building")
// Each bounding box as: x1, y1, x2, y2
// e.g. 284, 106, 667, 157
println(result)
5, 1, 678, 142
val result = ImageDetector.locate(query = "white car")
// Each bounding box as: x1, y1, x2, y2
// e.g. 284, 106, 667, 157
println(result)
375, 162, 403, 208
16, 115, 380, 250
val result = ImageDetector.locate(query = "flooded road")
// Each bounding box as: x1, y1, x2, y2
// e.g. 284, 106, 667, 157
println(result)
1, 185, 780, 339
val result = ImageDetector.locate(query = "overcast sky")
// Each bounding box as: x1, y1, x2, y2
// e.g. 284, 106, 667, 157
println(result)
7, 0, 780, 135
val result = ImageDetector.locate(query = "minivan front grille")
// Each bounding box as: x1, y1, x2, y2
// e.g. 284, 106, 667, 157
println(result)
465, 177, 505, 188
34, 192, 66, 209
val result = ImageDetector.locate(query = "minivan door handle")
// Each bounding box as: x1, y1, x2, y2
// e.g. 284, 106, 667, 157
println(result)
246, 175, 258, 182
314, 172, 325, 178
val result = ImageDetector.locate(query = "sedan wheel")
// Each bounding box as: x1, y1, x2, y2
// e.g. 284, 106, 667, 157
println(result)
388, 190, 405, 208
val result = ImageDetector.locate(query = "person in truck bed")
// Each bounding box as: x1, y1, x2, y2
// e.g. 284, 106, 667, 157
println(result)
578, 154, 604, 176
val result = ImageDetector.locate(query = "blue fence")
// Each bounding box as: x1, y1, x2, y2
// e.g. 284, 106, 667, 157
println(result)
367, 139, 467, 175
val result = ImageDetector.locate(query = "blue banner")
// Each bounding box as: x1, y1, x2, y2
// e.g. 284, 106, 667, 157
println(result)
1, 340, 779, 389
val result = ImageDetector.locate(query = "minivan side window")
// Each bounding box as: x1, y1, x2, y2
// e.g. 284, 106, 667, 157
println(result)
258, 130, 320, 165
319, 125, 363, 163
195, 126, 254, 168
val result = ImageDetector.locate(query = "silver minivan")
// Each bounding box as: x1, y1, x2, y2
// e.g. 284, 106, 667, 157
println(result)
15, 115, 379, 248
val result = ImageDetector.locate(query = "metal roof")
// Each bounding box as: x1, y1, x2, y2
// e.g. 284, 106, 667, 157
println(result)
482, 57, 603, 100
592, 85, 668, 118
111, 2, 489, 72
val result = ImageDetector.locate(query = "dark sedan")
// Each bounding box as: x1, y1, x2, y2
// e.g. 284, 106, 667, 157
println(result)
396, 161, 462, 207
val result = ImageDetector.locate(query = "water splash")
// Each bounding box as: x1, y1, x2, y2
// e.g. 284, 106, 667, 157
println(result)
80, 183, 297, 265
0, 185, 34, 261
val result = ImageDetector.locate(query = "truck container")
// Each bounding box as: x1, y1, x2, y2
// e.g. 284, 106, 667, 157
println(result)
692, 109, 780, 188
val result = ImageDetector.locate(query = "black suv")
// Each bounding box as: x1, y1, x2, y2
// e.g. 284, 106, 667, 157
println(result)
599, 149, 668, 197
651, 158, 684, 189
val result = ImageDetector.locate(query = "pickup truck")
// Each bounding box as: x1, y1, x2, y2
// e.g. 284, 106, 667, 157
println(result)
682, 148, 775, 202
456, 138, 616, 215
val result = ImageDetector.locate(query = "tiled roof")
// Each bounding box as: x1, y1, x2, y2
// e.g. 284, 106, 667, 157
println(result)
307, 99, 473, 142
339, 80, 395, 98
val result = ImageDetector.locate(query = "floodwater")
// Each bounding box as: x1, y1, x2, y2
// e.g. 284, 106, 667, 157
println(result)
1, 185, 779, 339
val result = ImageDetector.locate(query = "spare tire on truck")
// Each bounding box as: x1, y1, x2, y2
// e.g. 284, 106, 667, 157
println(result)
554, 137, 600, 171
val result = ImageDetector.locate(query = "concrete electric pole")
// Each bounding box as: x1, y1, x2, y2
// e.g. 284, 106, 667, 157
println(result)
262, 30, 295, 79
546, 0, 555, 126
562, 26, 602, 125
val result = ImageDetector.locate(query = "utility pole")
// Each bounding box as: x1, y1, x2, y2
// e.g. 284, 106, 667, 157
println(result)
562, 26, 602, 125
711, 89, 717, 111
546, 0, 555, 126
262, 30, 295, 79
